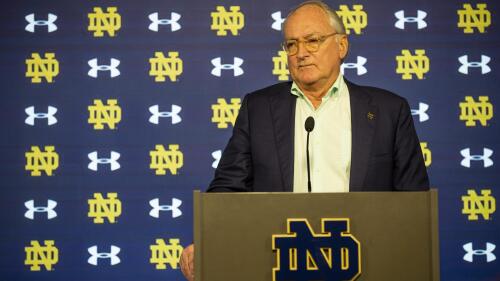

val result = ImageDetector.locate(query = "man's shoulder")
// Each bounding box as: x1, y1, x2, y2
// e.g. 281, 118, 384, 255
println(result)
347, 80, 408, 107
245, 81, 292, 101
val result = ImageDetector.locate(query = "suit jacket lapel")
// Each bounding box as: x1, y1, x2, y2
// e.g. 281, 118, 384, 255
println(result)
269, 83, 296, 192
347, 80, 377, 191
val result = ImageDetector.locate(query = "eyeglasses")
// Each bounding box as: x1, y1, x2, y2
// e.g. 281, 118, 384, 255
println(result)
282, 33, 341, 56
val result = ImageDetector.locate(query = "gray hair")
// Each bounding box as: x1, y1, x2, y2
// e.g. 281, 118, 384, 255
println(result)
283, 0, 346, 34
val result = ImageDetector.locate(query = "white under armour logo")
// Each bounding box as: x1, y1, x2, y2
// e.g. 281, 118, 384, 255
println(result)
212, 150, 222, 168
24, 199, 57, 220
411, 102, 429, 122
25, 106, 58, 126
148, 12, 181, 32
458, 55, 491, 75
461, 148, 493, 168
88, 58, 120, 78
271, 11, 285, 31
149, 198, 182, 218
148, 104, 182, 125
463, 242, 496, 263
88, 151, 121, 171
88, 245, 121, 266
25, 13, 57, 33
394, 10, 427, 30
341, 56, 367, 75
211, 57, 244, 77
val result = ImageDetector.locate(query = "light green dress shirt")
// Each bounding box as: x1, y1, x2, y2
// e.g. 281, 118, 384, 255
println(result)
292, 74, 352, 193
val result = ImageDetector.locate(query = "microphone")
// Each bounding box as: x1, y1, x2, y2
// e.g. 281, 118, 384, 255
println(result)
304, 116, 315, 193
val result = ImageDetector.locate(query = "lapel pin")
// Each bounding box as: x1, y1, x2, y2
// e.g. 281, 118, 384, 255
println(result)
367, 112, 375, 120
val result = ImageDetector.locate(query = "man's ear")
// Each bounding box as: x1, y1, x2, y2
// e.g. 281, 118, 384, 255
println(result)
338, 35, 349, 60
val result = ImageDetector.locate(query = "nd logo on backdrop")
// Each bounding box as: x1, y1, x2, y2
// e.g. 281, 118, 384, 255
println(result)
273, 218, 361, 281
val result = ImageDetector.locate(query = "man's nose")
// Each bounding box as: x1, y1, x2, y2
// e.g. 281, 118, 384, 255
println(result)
296, 41, 310, 58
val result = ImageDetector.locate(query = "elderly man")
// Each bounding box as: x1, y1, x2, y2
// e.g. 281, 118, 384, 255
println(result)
180, 1, 429, 279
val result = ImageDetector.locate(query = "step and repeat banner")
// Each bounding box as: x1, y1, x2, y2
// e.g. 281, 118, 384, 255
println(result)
0, 1, 498, 280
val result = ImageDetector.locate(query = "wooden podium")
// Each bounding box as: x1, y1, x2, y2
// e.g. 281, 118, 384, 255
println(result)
194, 190, 439, 281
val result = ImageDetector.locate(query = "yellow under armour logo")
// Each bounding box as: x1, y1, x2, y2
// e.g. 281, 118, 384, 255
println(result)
150, 238, 184, 270
336, 5, 367, 35
88, 99, 122, 130
25, 53, 59, 83
25, 240, 58, 271
420, 142, 432, 167
457, 3, 491, 34
88, 7, 121, 37
459, 96, 493, 127
462, 189, 496, 220
212, 98, 241, 129
88, 192, 122, 223
272, 50, 289, 81
396, 49, 430, 80
150, 144, 184, 175
211, 6, 245, 36
149, 51, 183, 82
25, 146, 59, 176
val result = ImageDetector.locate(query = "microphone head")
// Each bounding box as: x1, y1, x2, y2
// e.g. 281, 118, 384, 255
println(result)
304, 116, 315, 132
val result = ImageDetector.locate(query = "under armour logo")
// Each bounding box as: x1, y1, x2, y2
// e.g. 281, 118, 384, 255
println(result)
148, 104, 182, 125
463, 242, 496, 263
411, 102, 429, 122
394, 10, 427, 30
148, 12, 181, 32
88, 245, 121, 266
24, 199, 57, 220
341, 56, 367, 75
271, 11, 285, 31
211, 57, 244, 77
149, 198, 182, 218
461, 148, 493, 168
458, 55, 491, 75
25, 106, 58, 126
88, 151, 121, 171
88, 58, 120, 78
25, 13, 57, 33
212, 150, 222, 168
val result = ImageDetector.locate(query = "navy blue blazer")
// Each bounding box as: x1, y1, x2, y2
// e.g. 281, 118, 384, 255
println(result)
207, 80, 429, 192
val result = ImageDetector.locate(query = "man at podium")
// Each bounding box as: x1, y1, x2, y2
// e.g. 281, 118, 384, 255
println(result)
181, 1, 429, 279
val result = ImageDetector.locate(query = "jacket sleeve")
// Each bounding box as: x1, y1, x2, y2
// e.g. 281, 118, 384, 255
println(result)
393, 99, 430, 191
207, 96, 254, 192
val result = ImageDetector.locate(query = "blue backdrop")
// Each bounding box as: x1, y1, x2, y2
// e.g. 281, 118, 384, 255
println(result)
0, 1, 499, 280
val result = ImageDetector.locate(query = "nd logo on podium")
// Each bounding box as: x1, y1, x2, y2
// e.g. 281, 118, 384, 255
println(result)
272, 218, 361, 281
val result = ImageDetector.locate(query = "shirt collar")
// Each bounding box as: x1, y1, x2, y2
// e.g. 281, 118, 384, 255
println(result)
290, 74, 343, 100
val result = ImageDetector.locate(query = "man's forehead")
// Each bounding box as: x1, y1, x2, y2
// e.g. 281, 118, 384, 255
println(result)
284, 5, 333, 37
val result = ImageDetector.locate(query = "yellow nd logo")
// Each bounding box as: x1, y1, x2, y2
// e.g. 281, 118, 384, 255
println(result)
336, 5, 367, 35
457, 4, 491, 34
25, 240, 58, 271
88, 7, 121, 37
462, 189, 496, 220
273, 50, 289, 81
26, 53, 59, 83
88, 192, 122, 223
420, 142, 432, 167
150, 144, 184, 175
212, 98, 241, 129
149, 52, 183, 82
150, 238, 184, 270
211, 6, 244, 36
25, 146, 59, 176
88, 99, 122, 130
459, 96, 493, 127
396, 49, 430, 80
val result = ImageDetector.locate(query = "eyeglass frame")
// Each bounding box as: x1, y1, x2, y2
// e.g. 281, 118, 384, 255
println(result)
281, 32, 344, 56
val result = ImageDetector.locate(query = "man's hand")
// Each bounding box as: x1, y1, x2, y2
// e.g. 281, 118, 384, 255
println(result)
180, 244, 194, 281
